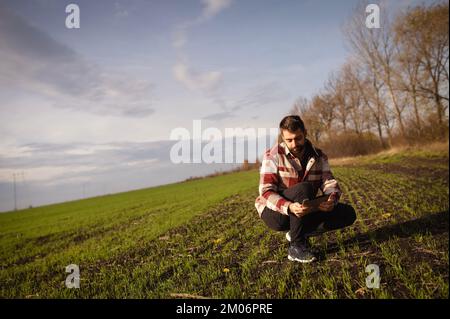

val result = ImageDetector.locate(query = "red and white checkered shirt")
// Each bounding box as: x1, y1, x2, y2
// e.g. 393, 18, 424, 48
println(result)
255, 140, 341, 217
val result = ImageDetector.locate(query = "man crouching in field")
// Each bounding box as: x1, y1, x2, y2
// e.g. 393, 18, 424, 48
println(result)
255, 115, 356, 263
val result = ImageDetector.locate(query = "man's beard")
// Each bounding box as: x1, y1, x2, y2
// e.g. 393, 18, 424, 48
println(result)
293, 144, 305, 154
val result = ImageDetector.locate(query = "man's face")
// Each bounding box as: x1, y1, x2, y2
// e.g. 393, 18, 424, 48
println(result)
281, 129, 306, 155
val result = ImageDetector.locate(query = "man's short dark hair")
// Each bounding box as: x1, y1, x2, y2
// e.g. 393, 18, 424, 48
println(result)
279, 115, 306, 133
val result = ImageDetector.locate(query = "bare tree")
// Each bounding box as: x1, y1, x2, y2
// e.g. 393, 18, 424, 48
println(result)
393, 32, 424, 133
341, 62, 366, 135
290, 1, 448, 148
346, 57, 391, 148
394, 2, 449, 138
375, 12, 408, 138
325, 71, 350, 132
312, 93, 335, 139
291, 97, 323, 143
343, 2, 400, 142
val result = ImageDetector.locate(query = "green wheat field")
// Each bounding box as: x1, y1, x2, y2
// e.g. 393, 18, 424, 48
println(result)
0, 146, 448, 299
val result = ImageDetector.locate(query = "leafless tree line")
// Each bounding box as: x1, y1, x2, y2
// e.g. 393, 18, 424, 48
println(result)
291, 2, 449, 148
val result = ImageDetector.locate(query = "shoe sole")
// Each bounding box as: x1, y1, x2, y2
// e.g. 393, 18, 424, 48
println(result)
288, 255, 316, 263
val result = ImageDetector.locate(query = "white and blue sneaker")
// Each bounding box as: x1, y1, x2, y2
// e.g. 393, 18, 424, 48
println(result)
285, 231, 291, 242
288, 242, 316, 263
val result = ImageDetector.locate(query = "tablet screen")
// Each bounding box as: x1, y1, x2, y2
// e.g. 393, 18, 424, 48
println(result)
302, 195, 329, 209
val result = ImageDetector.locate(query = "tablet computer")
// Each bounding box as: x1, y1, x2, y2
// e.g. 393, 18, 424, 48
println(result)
302, 195, 329, 210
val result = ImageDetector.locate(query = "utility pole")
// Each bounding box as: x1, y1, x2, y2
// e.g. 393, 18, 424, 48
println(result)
21, 171, 30, 209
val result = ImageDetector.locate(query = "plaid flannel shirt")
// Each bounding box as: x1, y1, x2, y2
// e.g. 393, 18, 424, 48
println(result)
255, 139, 342, 217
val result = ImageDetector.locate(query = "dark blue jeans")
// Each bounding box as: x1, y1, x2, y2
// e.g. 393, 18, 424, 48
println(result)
261, 182, 356, 245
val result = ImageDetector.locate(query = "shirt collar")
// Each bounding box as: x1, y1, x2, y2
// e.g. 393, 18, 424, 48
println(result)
279, 141, 296, 158
279, 141, 290, 156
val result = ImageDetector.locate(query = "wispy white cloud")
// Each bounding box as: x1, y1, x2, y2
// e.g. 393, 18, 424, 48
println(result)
0, 140, 172, 183
114, 1, 130, 18
171, 0, 232, 95
172, 0, 233, 49
202, 81, 290, 121
202, 110, 235, 121
0, 6, 155, 118
172, 22, 192, 50
173, 61, 222, 91
201, 0, 232, 20
231, 81, 290, 109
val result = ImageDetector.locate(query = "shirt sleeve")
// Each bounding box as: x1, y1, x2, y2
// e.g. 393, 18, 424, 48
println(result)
319, 153, 342, 204
259, 152, 292, 215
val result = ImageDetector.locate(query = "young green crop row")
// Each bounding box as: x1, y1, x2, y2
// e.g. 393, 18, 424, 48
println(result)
1, 152, 448, 298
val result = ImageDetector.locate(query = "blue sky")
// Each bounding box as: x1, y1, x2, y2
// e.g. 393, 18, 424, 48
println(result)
0, 0, 429, 211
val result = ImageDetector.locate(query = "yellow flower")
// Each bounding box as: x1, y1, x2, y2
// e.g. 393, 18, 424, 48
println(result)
223, 268, 230, 273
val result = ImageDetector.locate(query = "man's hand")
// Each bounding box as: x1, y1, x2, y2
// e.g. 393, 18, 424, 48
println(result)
318, 193, 337, 212
289, 202, 313, 217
